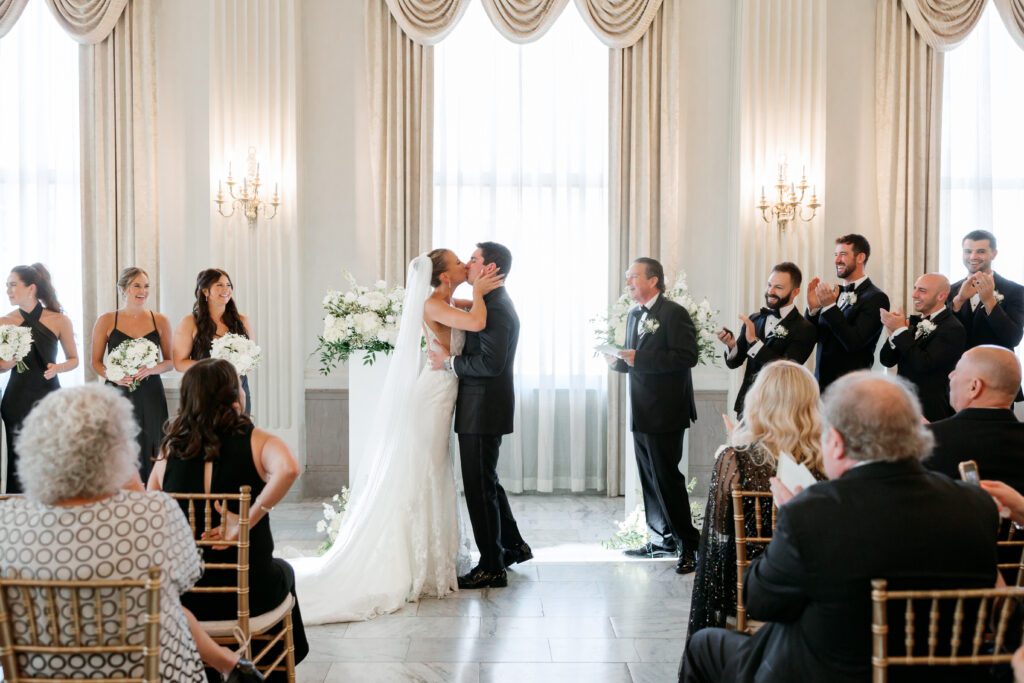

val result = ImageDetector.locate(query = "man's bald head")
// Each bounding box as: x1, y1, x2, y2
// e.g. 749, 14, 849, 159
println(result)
949, 345, 1022, 411
911, 273, 951, 315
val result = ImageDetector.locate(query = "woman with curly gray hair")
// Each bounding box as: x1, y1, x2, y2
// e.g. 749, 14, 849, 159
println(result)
0, 384, 262, 682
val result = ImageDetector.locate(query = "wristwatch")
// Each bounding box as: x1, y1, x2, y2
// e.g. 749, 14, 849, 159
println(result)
443, 357, 453, 372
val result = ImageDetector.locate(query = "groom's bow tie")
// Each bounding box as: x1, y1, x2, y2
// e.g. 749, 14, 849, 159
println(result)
842, 283, 857, 293
760, 307, 780, 318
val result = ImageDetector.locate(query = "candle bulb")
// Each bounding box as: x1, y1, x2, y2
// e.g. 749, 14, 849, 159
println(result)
275, 182, 279, 196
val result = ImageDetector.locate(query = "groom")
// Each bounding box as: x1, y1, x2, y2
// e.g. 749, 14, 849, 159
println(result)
428, 242, 531, 589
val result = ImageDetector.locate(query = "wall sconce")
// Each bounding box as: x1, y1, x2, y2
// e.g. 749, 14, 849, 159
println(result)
214, 147, 280, 227
756, 159, 821, 231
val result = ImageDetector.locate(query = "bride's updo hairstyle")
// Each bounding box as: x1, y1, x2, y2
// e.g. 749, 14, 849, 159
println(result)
11, 263, 62, 312
161, 358, 251, 462
428, 249, 453, 288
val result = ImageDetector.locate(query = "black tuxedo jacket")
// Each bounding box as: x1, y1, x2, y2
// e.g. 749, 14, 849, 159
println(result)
453, 288, 519, 435
611, 294, 698, 434
806, 278, 889, 391
734, 460, 998, 683
927, 408, 1024, 492
725, 307, 816, 415
947, 272, 1024, 351
879, 308, 966, 422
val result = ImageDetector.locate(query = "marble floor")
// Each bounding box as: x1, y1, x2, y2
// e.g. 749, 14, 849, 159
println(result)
272, 494, 693, 683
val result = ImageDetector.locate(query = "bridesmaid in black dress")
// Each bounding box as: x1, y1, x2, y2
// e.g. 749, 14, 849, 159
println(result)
148, 358, 308, 680
89, 267, 174, 483
0, 264, 79, 493
172, 268, 254, 415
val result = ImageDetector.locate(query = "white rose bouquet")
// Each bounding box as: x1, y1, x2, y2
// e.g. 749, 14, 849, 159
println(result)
317, 272, 405, 371
0, 325, 33, 374
315, 488, 350, 555
591, 271, 721, 366
211, 333, 262, 376
105, 338, 160, 392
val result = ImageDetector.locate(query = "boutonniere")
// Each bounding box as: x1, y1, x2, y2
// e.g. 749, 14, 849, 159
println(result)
768, 324, 788, 340
640, 317, 660, 336
995, 290, 1005, 303
838, 291, 858, 308
915, 319, 937, 339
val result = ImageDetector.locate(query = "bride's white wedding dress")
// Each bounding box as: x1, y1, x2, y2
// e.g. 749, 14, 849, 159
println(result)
291, 256, 470, 625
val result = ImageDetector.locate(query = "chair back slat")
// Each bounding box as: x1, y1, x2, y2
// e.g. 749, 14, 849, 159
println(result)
44, 587, 59, 645
903, 598, 914, 654
731, 484, 777, 633
970, 597, 988, 657
70, 591, 82, 646
927, 597, 939, 659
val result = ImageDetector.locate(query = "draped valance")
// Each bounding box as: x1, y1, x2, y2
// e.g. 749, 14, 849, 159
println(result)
0, 0, 129, 42
901, 0, 1024, 50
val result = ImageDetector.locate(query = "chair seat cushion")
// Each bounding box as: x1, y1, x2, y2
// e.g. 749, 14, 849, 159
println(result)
199, 593, 294, 638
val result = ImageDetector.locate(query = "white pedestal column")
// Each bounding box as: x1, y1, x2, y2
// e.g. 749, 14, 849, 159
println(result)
347, 351, 392, 496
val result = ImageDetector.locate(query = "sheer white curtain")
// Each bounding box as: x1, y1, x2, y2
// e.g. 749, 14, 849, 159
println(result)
0, 1, 83, 388
434, 2, 608, 492
940, 5, 1024, 297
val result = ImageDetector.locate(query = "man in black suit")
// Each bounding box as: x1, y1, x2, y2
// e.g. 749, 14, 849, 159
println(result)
719, 262, 816, 416
606, 257, 700, 574
880, 273, 966, 422
948, 229, 1024, 352
927, 345, 1024, 492
428, 242, 529, 589
805, 234, 890, 391
680, 372, 999, 683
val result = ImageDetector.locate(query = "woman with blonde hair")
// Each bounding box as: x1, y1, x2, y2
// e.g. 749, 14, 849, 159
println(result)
686, 360, 825, 640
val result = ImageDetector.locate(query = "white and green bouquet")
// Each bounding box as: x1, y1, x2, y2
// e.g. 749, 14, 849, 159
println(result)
211, 333, 262, 376
317, 273, 405, 371
0, 325, 33, 374
591, 271, 720, 365
315, 488, 350, 555
105, 337, 159, 391
603, 478, 704, 550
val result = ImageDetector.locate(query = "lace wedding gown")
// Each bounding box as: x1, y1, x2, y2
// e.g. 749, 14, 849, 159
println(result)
292, 262, 471, 624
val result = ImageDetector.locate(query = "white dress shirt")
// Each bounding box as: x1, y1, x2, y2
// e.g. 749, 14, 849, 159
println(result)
728, 303, 795, 360
821, 275, 869, 314
889, 305, 946, 346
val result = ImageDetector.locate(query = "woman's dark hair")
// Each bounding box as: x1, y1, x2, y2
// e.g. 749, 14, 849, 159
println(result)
161, 359, 251, 462
11, 263, 62, 312
191, 268, 247, 359
428, 249, 452, 287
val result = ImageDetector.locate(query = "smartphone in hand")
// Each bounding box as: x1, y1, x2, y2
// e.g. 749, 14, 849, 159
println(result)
959, 460, 980, 486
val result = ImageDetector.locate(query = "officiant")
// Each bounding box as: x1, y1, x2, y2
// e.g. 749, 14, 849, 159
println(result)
606, 257, 700, 575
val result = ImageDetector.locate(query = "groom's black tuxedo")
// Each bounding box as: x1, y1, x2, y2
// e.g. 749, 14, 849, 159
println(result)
725, 306, 816, 415
806, 278, 889, 391
453, 287, 526, 572
611, 294, 700, 551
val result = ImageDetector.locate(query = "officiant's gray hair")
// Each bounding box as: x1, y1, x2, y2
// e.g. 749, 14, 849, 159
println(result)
821, 372, 934, 463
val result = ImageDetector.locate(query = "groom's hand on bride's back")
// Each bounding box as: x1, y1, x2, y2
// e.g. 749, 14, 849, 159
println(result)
427, 340, 450, 370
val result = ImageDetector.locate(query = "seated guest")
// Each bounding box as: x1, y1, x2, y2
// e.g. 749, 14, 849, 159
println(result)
150, 358, 309, 678
718, 262, 817, 416
680, 372, 999, 683
687, 361, 824, 641
0, 384, 261, 682
927, 346, 1024, 492
880, 273, 967, 422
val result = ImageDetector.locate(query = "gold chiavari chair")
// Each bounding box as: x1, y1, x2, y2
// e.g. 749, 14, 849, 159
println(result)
731, 483, 777, 633
870, 579, 1024, 682
0, 494, 23, 502
170, 486, 296, 683
997, 518, 1024, 586
0, 567, 162, 683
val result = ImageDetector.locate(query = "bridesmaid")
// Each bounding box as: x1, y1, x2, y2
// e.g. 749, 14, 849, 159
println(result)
90, 267, 174, 483
172, 268, 254, 415
0, 264, 79, 493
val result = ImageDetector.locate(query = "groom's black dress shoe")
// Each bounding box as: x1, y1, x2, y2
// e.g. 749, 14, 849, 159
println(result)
623, 541, 677, 558
458, 567, 508, 589
503, 542, 534, 567
675, 548, 697, 575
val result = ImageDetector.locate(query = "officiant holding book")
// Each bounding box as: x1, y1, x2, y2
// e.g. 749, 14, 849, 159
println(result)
606, 257, 700, 575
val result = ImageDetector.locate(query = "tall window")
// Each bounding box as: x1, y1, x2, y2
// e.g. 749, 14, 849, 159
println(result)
434, 3, 609, 492
0, 2, 82, 387
940, 6, 1024, 291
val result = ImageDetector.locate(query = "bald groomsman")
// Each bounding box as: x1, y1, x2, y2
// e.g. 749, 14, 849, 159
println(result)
880, 274, 966, 422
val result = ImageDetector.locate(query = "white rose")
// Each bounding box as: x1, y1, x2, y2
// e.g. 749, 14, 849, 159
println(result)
379, 325, 398, 346
363, 291, 388, 311
343, 291, 357, 303
0, 343, 12, 359
107, 366, 126, 382
354, 311, 382, 336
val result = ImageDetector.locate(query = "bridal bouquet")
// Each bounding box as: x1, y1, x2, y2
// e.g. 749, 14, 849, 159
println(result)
317, 273, 405, 371
0, 325, 33, 373
105, 338, 159, 392
211, 333, 262, 376
591, 271, 721, 366
315, 488, 350, 555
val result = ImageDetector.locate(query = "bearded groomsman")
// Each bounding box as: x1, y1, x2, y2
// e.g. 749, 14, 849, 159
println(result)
805, 234, 890, 391
719, 262, 817, 416
606, 257, 700, 574
880, 273, 966, 422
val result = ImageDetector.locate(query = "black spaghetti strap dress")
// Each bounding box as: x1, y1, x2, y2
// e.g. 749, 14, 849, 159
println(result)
189, 328, 252, 416
105, 311, 169, 483
1, 303, 60, 493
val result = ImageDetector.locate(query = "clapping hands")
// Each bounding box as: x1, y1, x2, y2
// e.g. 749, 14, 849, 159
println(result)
879, 308, 908, 334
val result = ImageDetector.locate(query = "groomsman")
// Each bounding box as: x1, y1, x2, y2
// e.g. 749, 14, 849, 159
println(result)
719, 262, 816, 416
880, 273, 966, 422
606, 257, 700, 574
805, 234, 890, 391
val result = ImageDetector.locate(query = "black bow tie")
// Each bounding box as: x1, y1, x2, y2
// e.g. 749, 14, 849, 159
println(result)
909, 314, 923, 325
842, 283, 857, 293
639, 305, 650, 314
760, 307, 780, 318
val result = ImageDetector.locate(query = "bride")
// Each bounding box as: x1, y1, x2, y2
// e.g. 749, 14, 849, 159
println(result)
291, 250, 503, 624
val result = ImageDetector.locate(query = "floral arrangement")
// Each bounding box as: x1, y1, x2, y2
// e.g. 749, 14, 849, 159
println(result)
317, 273, 405, 371
603, 478, 704, 550
591, 272, 720, 365
105, 338, 159, 392
0, 325, 33, 373
211, 333, 262, 376
315, 488, 350, 555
